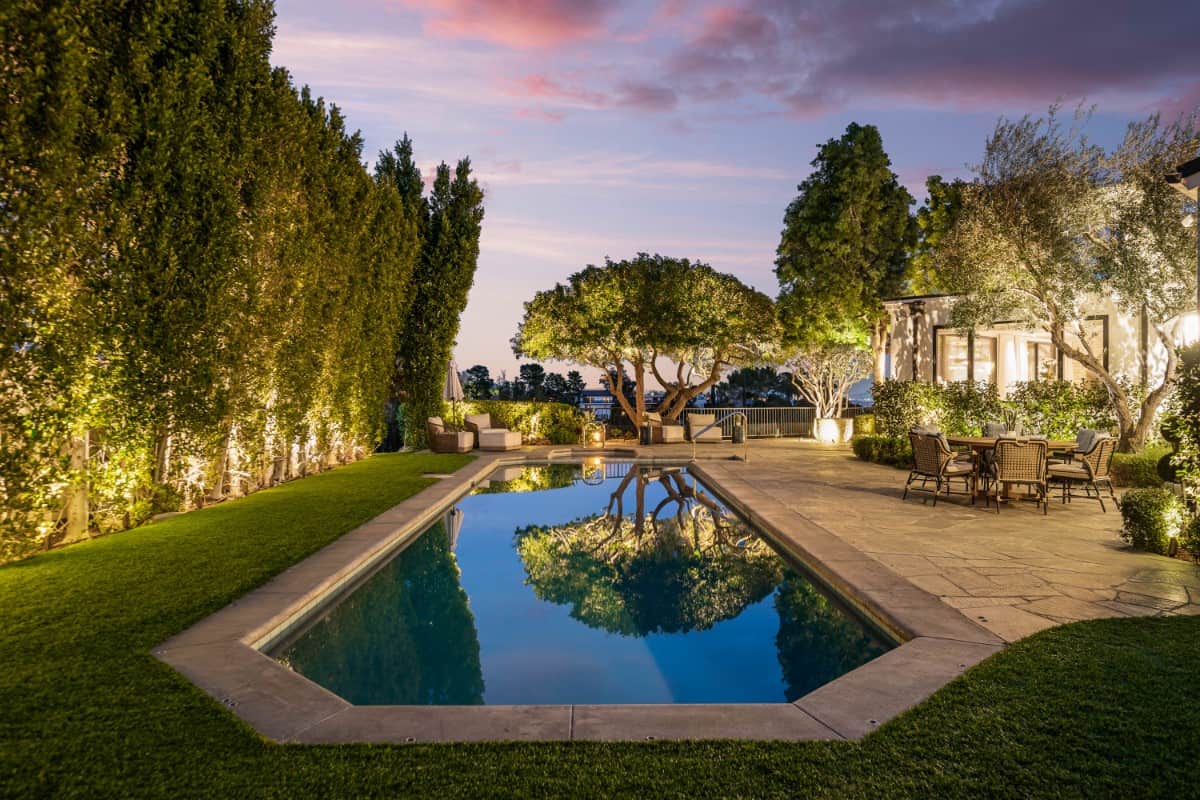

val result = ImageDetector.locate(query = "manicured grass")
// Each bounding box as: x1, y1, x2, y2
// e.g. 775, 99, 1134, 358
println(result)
2, 452, 1198, 798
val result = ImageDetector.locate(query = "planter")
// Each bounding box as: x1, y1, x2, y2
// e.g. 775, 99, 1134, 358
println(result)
813, 417, 854, 444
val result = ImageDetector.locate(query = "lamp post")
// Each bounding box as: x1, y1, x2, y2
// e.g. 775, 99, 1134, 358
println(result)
1167, 156, 1200, 312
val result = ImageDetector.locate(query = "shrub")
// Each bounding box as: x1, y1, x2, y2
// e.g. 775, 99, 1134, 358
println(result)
854, 413, 875, 435
872, 380, 999, 437
1111, 447, 1170, 488
872, 380, 946, 438
1171, 343, 1200, 504
939, 381, 1003, 436
851, 435, 912, 468
1118, 488, 1183, 555
453, 400, 585, 445
1182, 516, 1200, 563
1006, 380, 1115, 439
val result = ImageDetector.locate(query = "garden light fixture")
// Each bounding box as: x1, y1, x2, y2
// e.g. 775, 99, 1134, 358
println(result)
583, 420, 606, 449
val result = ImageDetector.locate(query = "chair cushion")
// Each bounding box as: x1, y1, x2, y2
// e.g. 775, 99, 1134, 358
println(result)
1048, 463, 1088, 479
428, 416, 444, 430
660, 425, 686, 443
1075, 429, 1096, 453
944, 461, 974, 475
645, 412, 662, 425
465, 413, 492, 432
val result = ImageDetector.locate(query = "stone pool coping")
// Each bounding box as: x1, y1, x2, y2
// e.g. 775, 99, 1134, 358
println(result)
155, 448, 1004, 743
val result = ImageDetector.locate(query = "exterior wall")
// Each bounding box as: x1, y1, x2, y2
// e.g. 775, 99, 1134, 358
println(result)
881, 294, 1175, 398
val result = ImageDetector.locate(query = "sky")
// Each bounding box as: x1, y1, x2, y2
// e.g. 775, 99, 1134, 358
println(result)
271, 0, 1200, 386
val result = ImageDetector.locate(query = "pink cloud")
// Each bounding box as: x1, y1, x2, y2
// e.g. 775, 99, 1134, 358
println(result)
400, 0, 614, 48
1155, 82, 1200, 123
515, 107, 567, 123
512, 74, 608, 106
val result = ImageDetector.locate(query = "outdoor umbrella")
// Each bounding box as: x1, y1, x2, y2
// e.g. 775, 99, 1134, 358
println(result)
443, 359, 464, 424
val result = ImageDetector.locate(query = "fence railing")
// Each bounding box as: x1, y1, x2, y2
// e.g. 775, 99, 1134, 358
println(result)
681, 406, 869, 439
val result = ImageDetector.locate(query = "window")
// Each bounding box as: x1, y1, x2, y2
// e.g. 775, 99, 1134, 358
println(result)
973, 336, 997, 385
935, 330, 996, 384
1026, 341, 1057, 381
936, 332, 969, 383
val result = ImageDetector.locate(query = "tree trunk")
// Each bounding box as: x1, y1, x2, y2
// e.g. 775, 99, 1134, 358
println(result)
61, 428, 90, 544
206, 420, 232, 502
633, 359, 646, 427
1049, 319, 1176, 453
152, 426, 171, 486
650, 358, 725, 422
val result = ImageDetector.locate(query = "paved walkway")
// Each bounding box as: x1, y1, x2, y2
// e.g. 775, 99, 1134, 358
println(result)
654, 439, 1200, 643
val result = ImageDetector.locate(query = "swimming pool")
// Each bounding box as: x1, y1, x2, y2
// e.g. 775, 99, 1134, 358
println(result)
271, 461, 890, 706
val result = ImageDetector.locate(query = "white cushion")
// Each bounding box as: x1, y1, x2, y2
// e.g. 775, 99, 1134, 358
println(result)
660, 425, 686, 443
465, 413, 492, 431
479, 429, 522, 451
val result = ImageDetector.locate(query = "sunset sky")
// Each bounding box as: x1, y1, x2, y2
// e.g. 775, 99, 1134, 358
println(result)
272, 0, 1200, 385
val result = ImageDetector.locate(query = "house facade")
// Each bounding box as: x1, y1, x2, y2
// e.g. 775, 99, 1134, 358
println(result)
880, 293, 1192, 397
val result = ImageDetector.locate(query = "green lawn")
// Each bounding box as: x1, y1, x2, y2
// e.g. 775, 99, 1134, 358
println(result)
1, 452, 1197, 799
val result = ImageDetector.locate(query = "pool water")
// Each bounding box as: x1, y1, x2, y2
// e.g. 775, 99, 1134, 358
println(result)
273, 462, 890, 705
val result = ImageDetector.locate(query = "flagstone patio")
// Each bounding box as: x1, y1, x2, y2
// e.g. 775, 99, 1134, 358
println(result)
676, 439, 1200, 643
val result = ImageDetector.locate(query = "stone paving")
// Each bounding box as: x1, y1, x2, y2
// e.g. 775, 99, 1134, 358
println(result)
678, 439, 1200, 643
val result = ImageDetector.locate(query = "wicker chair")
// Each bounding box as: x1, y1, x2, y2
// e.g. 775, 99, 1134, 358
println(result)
983, 439, 1048, 514
903, 432, 977, 506
426, 417, 473, 454
1047, 436, 1117, 512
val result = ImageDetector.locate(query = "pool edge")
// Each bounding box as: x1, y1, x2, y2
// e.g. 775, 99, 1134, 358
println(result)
155, 447, 1005, 743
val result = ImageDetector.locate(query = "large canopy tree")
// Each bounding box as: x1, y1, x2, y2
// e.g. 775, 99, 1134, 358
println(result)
775, 123, 916, 381
513, 254, 778, 424
937, 108, 1199, 451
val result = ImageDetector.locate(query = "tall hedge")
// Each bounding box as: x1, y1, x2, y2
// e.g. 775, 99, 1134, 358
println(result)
394, 159, 485, 449
0, 1, 478, 561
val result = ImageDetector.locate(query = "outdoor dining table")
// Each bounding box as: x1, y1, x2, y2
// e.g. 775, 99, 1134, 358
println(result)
945, 435, 1076, 455
945, 436, 1077, 500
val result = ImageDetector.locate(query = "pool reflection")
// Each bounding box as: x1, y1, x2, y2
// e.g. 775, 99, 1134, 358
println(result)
275, 463, 889, 705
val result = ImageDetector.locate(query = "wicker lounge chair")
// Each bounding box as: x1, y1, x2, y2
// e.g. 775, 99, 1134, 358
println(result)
983, 439, 1048, 514
645, 412, 686, 443
426, 417, 473, 454
1047, 436, 1117, 512
464, 413, 521, 451
903, 431, 977, 506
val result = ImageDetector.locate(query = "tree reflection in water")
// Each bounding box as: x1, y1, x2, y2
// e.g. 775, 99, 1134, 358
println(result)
277, 520, 484, 705
515, 467, 785, 636
773, 577, 889, 701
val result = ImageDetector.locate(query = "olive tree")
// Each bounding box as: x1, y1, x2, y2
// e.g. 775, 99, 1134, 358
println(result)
937, 107, 1198, 451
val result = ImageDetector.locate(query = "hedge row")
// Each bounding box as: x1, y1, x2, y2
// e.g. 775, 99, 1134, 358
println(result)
872, 379, 1115, 440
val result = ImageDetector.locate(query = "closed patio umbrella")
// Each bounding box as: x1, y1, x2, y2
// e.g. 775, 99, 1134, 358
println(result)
444, 359, 464, 424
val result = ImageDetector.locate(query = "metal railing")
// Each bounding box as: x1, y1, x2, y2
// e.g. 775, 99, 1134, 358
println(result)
690, 411, 750, 462
682, 406, 869, 439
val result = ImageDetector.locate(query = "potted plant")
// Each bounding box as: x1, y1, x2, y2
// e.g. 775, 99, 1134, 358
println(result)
785, 344, 871, 444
